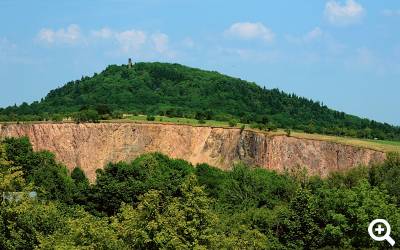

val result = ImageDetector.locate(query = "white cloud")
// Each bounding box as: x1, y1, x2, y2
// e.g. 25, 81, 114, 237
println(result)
324, 0, 365, 25
286, 27, 323, 44
151, 32, 176, 58
225, 22, 275, 43
91, 27, 114, 39
303, 27, 323, 42
37, 24, 82, 44
89, 27, 176, 58
35, 25, 176, 58
115, 30, 147, 53
0, 38, 17, 51
382, 9, 400, 17
151, 33, 169, 53
344, 47, 389, 75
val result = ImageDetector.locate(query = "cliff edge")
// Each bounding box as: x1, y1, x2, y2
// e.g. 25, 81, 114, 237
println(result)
0, 122, 386, 180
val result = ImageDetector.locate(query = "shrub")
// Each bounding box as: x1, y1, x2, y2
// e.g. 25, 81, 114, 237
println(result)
146, 115, 155, 121
266, 123, 278, 132
101, 114, 112, 120
228, 119, 238, 127
111, 111, 123, 119
73, 109, 99, 123
50, 114, 63, 122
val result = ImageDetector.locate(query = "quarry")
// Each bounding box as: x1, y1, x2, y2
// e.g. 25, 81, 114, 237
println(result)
0, 122, 386, 181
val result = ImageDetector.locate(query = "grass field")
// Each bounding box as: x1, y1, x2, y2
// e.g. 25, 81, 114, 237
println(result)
124, 114, 245, 127
288, 132, 400, 153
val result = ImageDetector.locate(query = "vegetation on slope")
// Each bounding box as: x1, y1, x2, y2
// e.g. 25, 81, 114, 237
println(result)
0, 62, 399, 140
1, 137, 400, 249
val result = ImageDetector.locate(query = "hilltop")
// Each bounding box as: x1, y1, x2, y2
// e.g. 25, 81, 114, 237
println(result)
1, 62, 399, 140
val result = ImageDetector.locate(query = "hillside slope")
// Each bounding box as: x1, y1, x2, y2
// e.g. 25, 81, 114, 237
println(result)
1, 62, 399, 140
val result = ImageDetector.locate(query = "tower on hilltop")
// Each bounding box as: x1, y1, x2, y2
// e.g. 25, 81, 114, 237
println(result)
128, 58, 133, 68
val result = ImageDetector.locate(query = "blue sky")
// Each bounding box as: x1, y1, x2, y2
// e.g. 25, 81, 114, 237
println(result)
0, 0, 399, 125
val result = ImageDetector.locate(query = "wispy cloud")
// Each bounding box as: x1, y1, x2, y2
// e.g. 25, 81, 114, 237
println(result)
343, 47, 394, 75
0, 38, 17, 63
151, 33, 168, 53
382, 9, 400, 17
286, 27, 323, 44
37, 24, 83, 45
35, 25, 176, 58
91, 27, 147, 52
91, 27, 114, 39
0, 37, 35, 64
114, 30, 147, 53
92, 28, 174, 57
216, 47, 282, 63
182, 37, 195, 49
0, 37, 17, 51
224, 22, 275, 43
355, 47, 374, 66
324, 0, 364, 26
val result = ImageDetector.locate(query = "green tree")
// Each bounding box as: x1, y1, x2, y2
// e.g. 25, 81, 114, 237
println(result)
279, 188, 322, 249
113, 175, 218, 249
0, 200, 65, 249
146, 114, 155, 121
228, 119, 238, 127
0, 144, 25, 192
90, 153, 194, 215
318, 181, 400, 249
39, 208, 127, 249
72, 109, 99, 123
219, 164, 296, 210
71, 167, 90, 204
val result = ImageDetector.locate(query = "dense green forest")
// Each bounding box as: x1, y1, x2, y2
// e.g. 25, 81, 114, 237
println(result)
1, 136, 400, 249
0, 62, 399, 141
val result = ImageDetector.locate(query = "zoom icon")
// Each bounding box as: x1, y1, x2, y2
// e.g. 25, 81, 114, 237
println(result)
368, 219, 395, 247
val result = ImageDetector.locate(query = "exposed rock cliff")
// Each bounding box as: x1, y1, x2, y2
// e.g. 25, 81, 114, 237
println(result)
0, 123, 386, 181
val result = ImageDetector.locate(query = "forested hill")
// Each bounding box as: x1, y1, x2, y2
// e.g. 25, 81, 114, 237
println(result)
1, 62, 399, 140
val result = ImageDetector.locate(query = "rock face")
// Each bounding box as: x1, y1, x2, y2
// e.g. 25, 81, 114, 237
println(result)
0, 122, 386, 181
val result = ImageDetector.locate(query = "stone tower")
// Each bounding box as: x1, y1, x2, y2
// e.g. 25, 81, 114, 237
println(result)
128, 58, 133, 68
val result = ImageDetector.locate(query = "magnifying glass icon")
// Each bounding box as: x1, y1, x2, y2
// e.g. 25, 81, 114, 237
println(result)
368, 219, 395, 246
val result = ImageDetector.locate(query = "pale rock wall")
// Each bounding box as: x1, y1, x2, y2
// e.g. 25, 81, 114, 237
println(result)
0, 123, 386, 181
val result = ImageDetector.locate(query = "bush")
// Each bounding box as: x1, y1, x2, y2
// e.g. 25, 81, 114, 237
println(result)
73, 109, 99, 123
146, 115, 155, 121
101, 114, 112, 120
228, 119, 238, 127
250, 123, 266, 131
50, 114, 63, 122
111, 111, 123, 119
266, 123, 278, 132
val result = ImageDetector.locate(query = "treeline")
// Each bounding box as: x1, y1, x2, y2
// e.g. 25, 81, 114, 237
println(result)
1, 137, 400, 249
0, 62, 399, 140
0, 104, 123, 124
